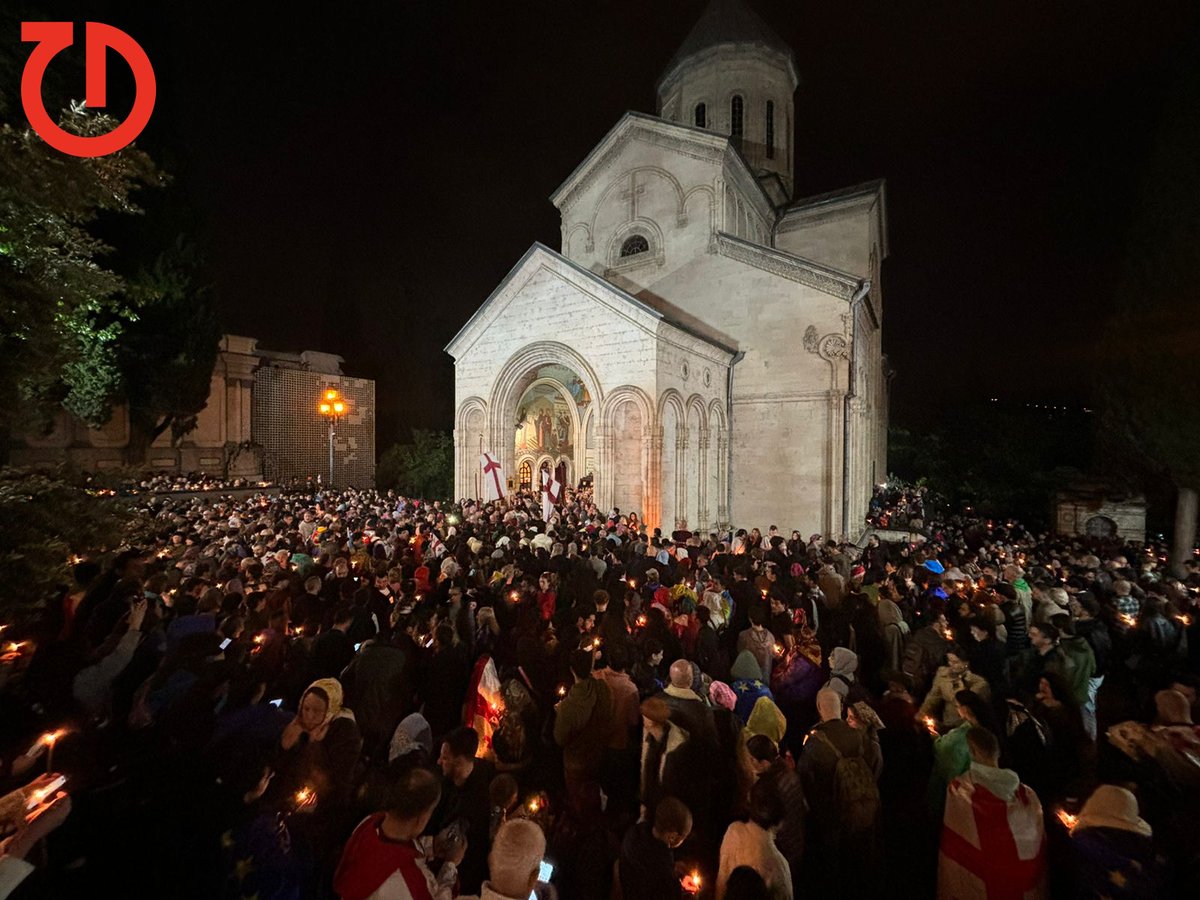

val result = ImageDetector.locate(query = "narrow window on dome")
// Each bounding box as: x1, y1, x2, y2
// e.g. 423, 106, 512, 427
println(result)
694, 103, 707, 128
730, 95, 744, 143
765, 101, 775, 159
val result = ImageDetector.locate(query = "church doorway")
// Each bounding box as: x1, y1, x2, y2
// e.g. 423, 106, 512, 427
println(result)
512, 363, 593, 493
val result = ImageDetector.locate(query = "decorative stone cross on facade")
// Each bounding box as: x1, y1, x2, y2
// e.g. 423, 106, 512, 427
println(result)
621, 173, 645, 222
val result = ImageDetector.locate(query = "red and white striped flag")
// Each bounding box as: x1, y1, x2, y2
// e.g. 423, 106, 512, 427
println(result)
480, 452, 504, 502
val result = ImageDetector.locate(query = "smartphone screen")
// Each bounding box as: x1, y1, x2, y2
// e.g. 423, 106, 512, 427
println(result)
270, 698, 283, 708
219, 638, 232, 650
354, 642, 362, 651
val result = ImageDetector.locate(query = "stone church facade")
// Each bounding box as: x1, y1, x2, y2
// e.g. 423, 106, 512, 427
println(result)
448, 0, 889, 538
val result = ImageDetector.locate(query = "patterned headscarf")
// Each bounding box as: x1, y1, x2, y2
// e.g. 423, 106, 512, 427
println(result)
305, 678, 352, 724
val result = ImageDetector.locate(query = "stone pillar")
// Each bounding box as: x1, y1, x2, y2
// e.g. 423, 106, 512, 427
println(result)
716, 430, 729, 527
697, 427, 710, 531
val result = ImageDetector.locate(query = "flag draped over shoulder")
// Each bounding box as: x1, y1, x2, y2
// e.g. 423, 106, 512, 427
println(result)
937, 767, 1046, 900
480, 453, 504, 502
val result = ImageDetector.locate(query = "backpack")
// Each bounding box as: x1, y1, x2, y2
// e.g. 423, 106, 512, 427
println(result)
813, 729, 880, 832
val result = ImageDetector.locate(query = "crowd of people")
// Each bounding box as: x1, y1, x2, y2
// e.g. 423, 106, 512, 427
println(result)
0, 482, 1197, 899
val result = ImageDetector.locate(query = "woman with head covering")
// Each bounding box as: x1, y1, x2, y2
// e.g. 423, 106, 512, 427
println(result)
275, 678, 363, 816
1067, 785, 1167, 898
387, 712, 433, 772
730, 650, 774, 725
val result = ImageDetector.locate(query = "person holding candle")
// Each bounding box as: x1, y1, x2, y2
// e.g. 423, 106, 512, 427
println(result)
616, 796, 693, 900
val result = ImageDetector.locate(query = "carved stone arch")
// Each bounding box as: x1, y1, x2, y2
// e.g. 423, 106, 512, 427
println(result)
489, 342, 604, 444
683, 395, 707, 531
656, 387, 686, 425
682, 184, 715, 231
601, 384, 654, 523
488, 342, 604, 499
707, 399, 727, 432
685, 394, 708, 432
564, 221, 594, 255
607, 217, 666, 270
706, 399, 728, 530
656, 389, 686, 531
589, 166, 688, 237
601, 384, 655, 433
455, 396, 488, 498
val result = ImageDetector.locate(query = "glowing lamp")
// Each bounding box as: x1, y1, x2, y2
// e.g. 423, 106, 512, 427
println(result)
318, 402, 331, 414
332, 401, 345, 414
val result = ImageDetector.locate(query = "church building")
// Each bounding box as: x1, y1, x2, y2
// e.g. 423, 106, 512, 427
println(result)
447, 0, 889, 538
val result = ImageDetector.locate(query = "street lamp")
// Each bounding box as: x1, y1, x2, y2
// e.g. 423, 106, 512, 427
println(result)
318, 388, 348, 487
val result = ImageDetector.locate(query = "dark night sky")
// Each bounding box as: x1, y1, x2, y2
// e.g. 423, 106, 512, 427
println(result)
22, 0, 1200, 447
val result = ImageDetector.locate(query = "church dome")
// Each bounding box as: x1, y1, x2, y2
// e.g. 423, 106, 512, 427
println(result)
657, 0, 797, 91
656, 0, 799, 200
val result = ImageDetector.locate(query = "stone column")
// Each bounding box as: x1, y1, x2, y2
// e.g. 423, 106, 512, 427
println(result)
698, 427, 710, 530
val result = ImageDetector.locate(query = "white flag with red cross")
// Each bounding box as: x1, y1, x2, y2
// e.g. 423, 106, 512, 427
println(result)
480, 453, 505, 502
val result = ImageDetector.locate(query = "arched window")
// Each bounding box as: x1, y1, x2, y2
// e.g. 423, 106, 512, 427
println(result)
519, 460, 532, 490
620, 234, 649, 257
765, 100, 775, 159
694, 102, 706, 128
730, 95, 744, 142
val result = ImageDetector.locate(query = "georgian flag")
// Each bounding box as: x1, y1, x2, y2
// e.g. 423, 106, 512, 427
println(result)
938, 772, 1047, 900
541, 468, 562, 523
480, 453, 504, 502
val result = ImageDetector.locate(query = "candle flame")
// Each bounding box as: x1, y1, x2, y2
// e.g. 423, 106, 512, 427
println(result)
922, 715, 939, 736
681, 871, 702, 893
1119, 613, 1137, 628
557, 685, 567, 698
1056, 808, 1078, 830
635, 614, 648, 628
527, 798, 540, 813
295, 787, 314, 806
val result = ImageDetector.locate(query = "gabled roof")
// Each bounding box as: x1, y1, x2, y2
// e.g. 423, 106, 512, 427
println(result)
549, 111, 774, 219
444, 242, 739, 360
658, 0, 796, 90
780, 179, 890, 258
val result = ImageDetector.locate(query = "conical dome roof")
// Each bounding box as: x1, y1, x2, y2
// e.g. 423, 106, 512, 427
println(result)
659, 0, 795, 88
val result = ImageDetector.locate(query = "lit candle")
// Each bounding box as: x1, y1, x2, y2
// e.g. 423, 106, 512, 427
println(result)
635, 614, 648, 628
1176, 614, 1192, 627
295, 787, 315, 810
527, 797, 540, 814
681, 871, 702, 894
1055, 807, 1078, 831
922, 715, 939, 737
773, 643, 784, 657
556, 685, 567, 698
45, 730, 64, 771
509, 591, 520, 603
1119, 613, 1137, 628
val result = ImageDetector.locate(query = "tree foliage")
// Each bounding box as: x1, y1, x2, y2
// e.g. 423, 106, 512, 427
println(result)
117, 237, 222, 462
0, 467, 142, 617
377, 430, 454, 499
0, 95, 162, 431
888, 405, 1091, 529
1096, 39, 1200, 563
